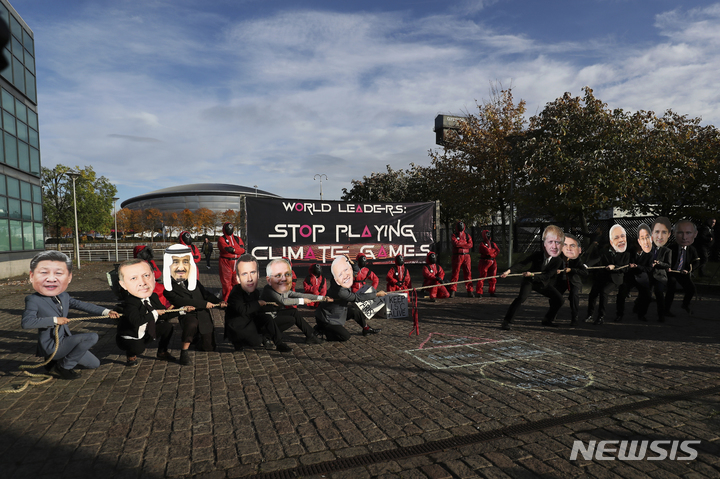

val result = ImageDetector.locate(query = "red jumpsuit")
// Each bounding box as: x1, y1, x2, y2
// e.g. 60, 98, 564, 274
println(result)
423, 252, 450, 299
476, 230, 500, 296
386, 265, 411, 292
450, 225, 474, 292
218, 223, 245, 301
179, 231, 201, 279
132, 245, 171, 308
303, 266, 327, 308
352, 267, 379, 292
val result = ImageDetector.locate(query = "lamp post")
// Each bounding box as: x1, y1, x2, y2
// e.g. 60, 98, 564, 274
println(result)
254, 185, 258, 197
113, 197, 119, 262
313, 174, 328, 201
66, 170, 82, 270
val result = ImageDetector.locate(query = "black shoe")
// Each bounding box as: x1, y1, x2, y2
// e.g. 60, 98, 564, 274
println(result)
262, 337, 274, 350
681, 304, 693, 315
638, 316, 647, 322
43, 359, 57, 372
593, 316, 604, 325
665, 310, 676, 318
179, 350, 192, 366
428, 297, 436, 302
51, 363, 81, 380
306, 334, 323, 344
614, 314, 624, 322
468, 291, 475, 298
541, 320, 559, 327
490, 292, 497, 297
449, 291, 455, 298
233, 343, 245, 351
658, 316, 665, 323
156, 350, 177, 362
570, 319, 577, 327
313, 324, 325, 340
584, 315, 594, 323
126, 356, 138, 367
501, 320, 512, 330
362, 327, 381, 336
276, 342, 293, 353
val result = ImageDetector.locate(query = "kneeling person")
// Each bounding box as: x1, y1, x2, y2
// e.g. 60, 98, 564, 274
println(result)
163, 244, 226, 365
116, 259, 187, 367
315, 256, 386, 341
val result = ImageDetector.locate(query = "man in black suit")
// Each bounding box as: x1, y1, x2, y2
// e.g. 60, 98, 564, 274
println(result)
665, 219, 701, 315
224, 254, 292, 352
162, 244, 226, 365
649, 217, 673, 322
22, 251, 120, 379
617, 224, 654, 322
585, 224, 630, 325
555, 234, 588, 326
500, 225, 565, 330
116, 259, 187, 367
315, 255, 386, 341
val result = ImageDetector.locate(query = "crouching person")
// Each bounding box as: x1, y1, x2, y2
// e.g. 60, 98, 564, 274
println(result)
116, 259, 191, 367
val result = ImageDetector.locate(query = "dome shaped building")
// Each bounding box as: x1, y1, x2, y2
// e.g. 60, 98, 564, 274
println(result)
120, 183, 280, 214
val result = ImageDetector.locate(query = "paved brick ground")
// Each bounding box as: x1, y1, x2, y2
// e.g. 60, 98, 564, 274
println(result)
1, 260, 719, 478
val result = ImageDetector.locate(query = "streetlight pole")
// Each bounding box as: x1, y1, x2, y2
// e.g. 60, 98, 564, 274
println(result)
67, 171, 81, 270
113, 197, 119, 262
254, 185, 258, 197
313, 174, 328, 201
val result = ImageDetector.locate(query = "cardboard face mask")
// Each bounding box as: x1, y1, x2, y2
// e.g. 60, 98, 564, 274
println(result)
638, 229, 652, 253
30, 260, 72, 297
562, 239, 581, 260
543, 233, 562, 257
331, 258, 354, 289
610, 226, 627, 253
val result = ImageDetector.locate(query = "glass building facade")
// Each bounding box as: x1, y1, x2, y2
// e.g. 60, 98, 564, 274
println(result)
0, 0, 42, 278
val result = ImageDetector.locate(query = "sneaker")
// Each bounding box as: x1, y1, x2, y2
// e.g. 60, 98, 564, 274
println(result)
362, 327, 381, 336
179, 350, 191, 366
51, 363, 81, 379
156, 350, 177, 362
584, 315, 594, 323
501, 320, 512, 331
593, 316, 604, 325
126, 356, 138, 367
276, 342, 293, 353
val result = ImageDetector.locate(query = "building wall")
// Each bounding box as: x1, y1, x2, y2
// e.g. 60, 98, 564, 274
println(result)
0, 1, 43, 279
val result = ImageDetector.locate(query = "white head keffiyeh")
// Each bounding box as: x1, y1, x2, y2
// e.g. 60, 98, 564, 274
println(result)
163, 244, 197, 291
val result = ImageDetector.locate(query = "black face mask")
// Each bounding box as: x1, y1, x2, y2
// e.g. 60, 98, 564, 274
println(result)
395, 256, 404, 266
138, 247, 154, 262
312, 264, 322, 276
456, 222, 465, 233
357, 256, 367, 268
224, 223, 234, 236
180, 232, 192, 245
428, 253, 437, 264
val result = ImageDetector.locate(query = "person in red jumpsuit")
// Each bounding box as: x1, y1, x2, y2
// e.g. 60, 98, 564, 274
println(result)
352, 253, 379, 292
422, 251, 449, 301
450, 221, 474, 297
218, 222, 245, 301
475, 230, 500, 298
386, 254, 411, 292
179, 231, 201, 279
132, 245, 171, 307
303, 263, 327, 308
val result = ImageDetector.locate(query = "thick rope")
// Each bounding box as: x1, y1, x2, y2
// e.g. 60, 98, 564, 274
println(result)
1, 308, 188, 394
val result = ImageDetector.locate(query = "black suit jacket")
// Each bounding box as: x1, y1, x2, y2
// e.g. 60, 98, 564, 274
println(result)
557, 257, 588, 288
510, 251, 562, 289
116, 293, 177, 339
224, 285, 263, 335
668, 244, 700, 273
596, 247, 630, 285
650, 245, 671, 284
164, 280, 220, 334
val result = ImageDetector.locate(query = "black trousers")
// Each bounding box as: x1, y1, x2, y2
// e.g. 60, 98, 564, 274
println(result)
272, 308, 314, 339
665, 273, 695, 310
617, 276, 651, 317
504, 279, 564, 323
226, 315, 286, 348
180, 314, 216, 351
556, 280, 581, 321
587, 280, 622, 318
317, 306, 368, 342
116, 321, 173, 357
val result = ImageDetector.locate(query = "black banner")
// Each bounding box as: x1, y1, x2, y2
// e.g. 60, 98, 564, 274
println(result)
246, 198, 435, 265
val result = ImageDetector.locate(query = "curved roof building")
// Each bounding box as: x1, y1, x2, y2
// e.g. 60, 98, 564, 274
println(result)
121, 183, 280, 213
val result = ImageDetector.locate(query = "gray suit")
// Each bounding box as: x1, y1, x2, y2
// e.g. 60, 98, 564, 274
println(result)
22, 292, 107, 370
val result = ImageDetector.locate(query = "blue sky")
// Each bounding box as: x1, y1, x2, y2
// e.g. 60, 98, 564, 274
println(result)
10, 0, 720, 204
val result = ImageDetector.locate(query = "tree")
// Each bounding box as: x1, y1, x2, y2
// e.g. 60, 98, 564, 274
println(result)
179, 209, 194, 235
141, 208, 163, 242
42, 164, 117, 243
429, 87, 527, 248
193, 208, 215, 237
520, 87, 643, 235
116, 208, 141, 239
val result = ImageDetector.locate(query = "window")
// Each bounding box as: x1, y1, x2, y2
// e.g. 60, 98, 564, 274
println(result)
0, 197, 6, 217
32, 184, 41, 202
33, 203, 42, 221
9, 219, 21, 250
18, 141, 29, 172
4, 132, 17, 168
21, 201, 31, 220
20, 181, 31, 200
8, 198, 20, 219
3, 110, 15, 135
28, 127, 38, 148
1, 89, 14, 113
6, 177, 19, 198
12, 56, 24, 94
14, 99, 27, 123
22, 221, 33, 249
34, 223, 43, 249
27, 109, 37, 129
29, 147, 39, 174
17, 120, 28, 142
0, 219, 9, 251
